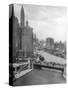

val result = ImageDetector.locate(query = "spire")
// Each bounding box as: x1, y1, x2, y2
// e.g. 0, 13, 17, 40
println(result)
20, 5, 25, 27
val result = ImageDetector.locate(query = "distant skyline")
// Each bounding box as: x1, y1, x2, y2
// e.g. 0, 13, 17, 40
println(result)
14, 4, 66, 42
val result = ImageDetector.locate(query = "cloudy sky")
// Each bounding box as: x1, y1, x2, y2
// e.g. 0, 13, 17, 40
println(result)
14, 4, 66, 42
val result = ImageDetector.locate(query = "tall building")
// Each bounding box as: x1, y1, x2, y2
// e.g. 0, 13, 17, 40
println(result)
17, 6, 25, 50
20, 6, 25, 27
18, 5, 33, 58
9, 4, 33, 60
45, 37, 54, 49
22, 20, 33, 57
9, 4, 19, 62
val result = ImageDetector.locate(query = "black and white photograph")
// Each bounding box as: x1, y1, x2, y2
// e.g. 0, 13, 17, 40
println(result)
9, 3, 66, 86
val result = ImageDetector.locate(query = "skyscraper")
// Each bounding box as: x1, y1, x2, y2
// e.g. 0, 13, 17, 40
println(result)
46, 37, 54, 49
18, 5, 33, 58
9, 4, 19, 62
20, 6, 25, 27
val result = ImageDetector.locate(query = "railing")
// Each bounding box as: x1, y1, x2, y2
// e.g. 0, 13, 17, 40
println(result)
33, 63, 64, 73
9, 58, 33, 80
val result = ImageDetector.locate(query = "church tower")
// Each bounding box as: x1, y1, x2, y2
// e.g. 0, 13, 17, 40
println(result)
20, 6, 25, 27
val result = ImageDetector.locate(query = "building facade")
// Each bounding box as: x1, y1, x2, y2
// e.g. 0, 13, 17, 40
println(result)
9, 4, 33, 62
9, 4, 19, 62
54, 41, 66, 53
45, 37, 54, 49
20, 6, 33, 58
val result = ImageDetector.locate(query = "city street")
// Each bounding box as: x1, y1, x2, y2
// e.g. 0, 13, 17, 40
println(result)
13, 69, 66, 86
37, 50, 66, 64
